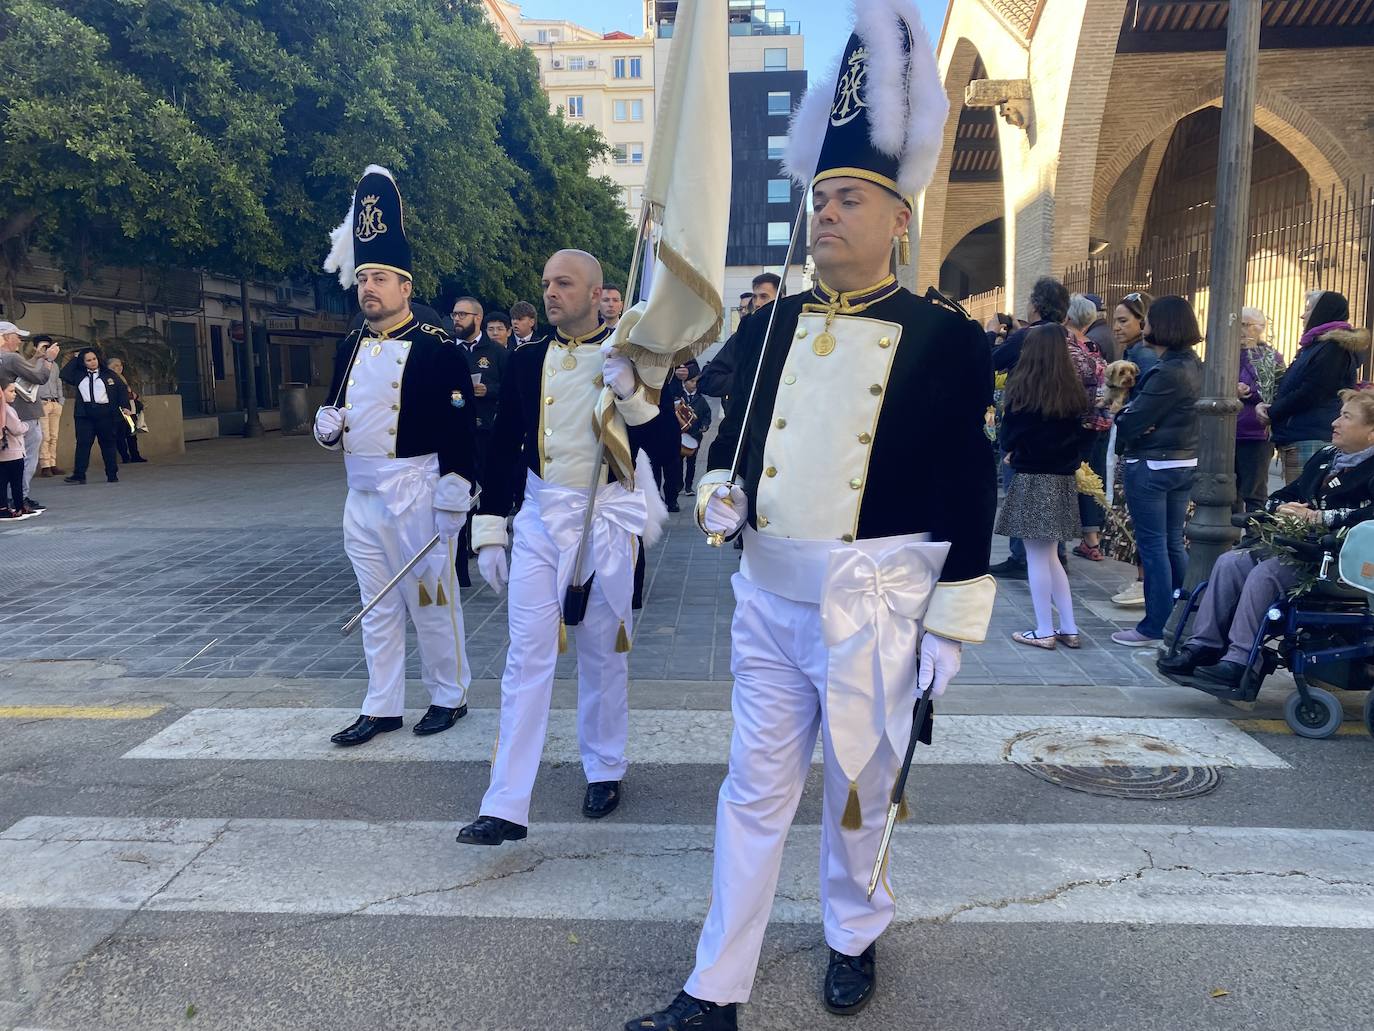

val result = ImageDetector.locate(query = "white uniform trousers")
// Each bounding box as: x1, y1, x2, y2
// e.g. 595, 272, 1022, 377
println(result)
479, 501, 631, 827
343, 488, 470, 717
685, 571, 901, 1005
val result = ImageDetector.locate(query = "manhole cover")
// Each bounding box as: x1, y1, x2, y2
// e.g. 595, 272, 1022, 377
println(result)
1004, 728, 1221, 800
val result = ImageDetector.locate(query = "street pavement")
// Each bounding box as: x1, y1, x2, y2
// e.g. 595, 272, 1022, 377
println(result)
1, 433, 1373, 1031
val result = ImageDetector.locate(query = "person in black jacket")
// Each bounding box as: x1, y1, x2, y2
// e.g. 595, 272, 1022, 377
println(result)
1259, 290, 1369, 483
60, 347, 129, 484
996, 325, 1092, 649
1161, 387, 1374, 689
697, 272, 779, 408
1111, 296, 1204, 646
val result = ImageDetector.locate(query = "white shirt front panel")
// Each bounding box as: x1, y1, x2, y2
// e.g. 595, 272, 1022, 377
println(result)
79, 372, 110, 404
342, 335, 412, 458
755, 312, 903, 541
540, 343, 606, 488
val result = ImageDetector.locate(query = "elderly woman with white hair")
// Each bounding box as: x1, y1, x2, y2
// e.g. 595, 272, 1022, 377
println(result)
1233, 307, 1284, 512
1065, 293, 1110, 560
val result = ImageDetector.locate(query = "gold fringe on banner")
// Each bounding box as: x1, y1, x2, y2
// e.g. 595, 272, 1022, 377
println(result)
841, 781, 863, 831
615, 620, 632, 653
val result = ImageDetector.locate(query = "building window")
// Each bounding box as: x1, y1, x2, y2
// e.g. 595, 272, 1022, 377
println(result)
767, 91, 791, 116
614, 57, 627, 78
630, 142, 644, 164
613, 143, 629, 165
537, 29, 549, 43
767, 222, 791, 247
567, 95, 584, 117
630, 56, 643, 78
614, 99, 644, 122
767, 135, 787, 160
767, 178, 790, 204
764, 48, 787, 70
568, 56, 586, 71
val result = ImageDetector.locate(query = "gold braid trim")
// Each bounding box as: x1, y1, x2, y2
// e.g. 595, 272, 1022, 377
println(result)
617, 240, 724, 376
594, 390, 636, 489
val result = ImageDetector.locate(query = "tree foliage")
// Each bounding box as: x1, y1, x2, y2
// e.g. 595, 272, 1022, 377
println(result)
0, 0, 632, 307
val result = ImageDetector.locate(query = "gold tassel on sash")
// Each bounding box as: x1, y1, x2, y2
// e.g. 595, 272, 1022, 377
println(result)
841, 781, 863, 831
615, 620, 631, 653
418, 582, 433, 607
896, 793, 910, 822
435, 582, 448, 607
558, 619, 569, 654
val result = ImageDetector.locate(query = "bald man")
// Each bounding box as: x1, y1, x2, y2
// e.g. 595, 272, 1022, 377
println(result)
457, 250, 661, 846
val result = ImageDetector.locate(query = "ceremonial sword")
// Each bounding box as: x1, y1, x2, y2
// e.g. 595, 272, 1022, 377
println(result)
866, 682, 936, 900
705, 191, 809, 547
340, 487, 480, 637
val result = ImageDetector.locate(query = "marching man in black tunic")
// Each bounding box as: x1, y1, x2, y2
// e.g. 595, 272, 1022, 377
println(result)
626, 1, 997, 1026
313, 166, 480, 747
454, 249, 664, 846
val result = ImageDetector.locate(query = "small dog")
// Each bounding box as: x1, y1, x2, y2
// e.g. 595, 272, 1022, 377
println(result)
1104, 360, 1140, 413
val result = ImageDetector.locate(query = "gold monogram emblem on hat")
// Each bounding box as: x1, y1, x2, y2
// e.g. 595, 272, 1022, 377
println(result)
355, 195, 388, 242
830, 46, 869, 128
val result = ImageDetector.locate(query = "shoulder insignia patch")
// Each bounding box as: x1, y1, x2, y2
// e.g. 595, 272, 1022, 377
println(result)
923, 286, 971, 319
420, 323, 446, 336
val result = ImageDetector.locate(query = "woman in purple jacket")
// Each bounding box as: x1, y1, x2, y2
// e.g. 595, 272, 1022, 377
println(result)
1234, 307, 1284, 513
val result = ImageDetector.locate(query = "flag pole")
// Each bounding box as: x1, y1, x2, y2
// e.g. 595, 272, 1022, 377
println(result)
705, 191, 808, 547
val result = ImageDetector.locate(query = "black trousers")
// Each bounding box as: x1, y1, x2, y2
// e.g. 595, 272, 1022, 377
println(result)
0, 458, 23, 510
116, 416, 143, 462
73, 411, 119, 481
1234, 439, 1275, 513
681, 452, 699, 494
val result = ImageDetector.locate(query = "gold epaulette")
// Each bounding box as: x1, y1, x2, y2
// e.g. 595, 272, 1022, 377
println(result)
923, 287, 971, 320
420, 323, 447, 337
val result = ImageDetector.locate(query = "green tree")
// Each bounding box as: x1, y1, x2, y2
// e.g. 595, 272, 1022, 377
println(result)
0, 0, 631, 310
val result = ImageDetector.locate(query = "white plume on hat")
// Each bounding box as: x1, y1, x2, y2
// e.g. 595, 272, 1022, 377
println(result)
323, 164, 396, 288
782, 0, 946, 199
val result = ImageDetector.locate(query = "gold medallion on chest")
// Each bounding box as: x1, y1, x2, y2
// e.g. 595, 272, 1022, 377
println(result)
562, 353, 578, 371
812, 332, 836, 357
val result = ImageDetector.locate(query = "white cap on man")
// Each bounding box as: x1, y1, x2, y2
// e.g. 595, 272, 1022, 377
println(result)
0, 321, 30, 337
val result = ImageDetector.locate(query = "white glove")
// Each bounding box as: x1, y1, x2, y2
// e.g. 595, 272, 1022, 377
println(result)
703, 483, 748, 537
313, 406, 343, 444
601, 352, 637, 400
434, 508, 468, 541
918, 633, 962, 698
477, 546, 509, 595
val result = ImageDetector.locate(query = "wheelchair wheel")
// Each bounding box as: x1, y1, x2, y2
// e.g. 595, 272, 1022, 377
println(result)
1284, 686, 1344, 739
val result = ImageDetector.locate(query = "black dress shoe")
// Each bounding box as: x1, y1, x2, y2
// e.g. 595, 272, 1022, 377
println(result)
1195, 659, 1247, 688
64, 476, 85, 484
107, 475, 119, 483
988, 558, 1028, 580
624, 991, 738, 1030
582, 780, 621, 819
329, 714, 403, 746
455, 815, 528, 846
824, 943, 876, 1015
1157, 644, 1225, 676
412, 703, 467, 736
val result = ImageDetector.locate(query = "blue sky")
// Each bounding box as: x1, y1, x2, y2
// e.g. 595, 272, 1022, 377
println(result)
513, 0, 950, 79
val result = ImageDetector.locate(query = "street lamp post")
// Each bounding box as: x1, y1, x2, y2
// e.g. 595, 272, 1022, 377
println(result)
239, 276, 265, 438
1181, 0, 1262, 591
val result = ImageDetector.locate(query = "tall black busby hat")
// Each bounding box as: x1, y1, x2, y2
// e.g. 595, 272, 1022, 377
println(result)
324, 165, 412, 286
782, 0, 946, 209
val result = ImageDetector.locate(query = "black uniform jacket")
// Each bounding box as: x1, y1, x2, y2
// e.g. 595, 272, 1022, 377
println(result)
477, 325, 654, 521
60, 359, 130, 418
458, 335, 508, 430
708, 285, 996, 586
1267, 446, 1374, 531
325, 313, 478, 482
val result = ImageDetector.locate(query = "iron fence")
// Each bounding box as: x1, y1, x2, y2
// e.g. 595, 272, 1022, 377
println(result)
1063, 176, 1373, 365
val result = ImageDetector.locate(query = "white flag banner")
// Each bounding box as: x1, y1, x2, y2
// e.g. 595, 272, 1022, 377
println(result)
612, 0, 730, 391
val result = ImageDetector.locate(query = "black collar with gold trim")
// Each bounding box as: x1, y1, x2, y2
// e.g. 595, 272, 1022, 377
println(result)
553, 321, 613, 347
804, 275, 902, 316
364, 312, 417, 340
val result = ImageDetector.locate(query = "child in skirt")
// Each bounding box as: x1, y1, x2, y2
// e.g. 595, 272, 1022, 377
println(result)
0, 382, 31, 519
996, 325, 1094, 649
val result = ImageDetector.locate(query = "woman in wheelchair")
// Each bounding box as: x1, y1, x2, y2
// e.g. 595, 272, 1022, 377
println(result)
1159, 388, 1374, 689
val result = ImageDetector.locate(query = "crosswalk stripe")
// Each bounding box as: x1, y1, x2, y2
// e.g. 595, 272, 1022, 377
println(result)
0, 705, 164, 720
120, 708, 1290, 768
2, 816, 1368, 928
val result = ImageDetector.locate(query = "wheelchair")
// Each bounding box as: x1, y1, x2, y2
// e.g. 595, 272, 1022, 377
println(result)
1160, 514, 1374, 739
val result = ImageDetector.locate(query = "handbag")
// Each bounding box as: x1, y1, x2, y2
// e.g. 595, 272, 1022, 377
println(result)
135, 411, 149, 433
